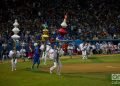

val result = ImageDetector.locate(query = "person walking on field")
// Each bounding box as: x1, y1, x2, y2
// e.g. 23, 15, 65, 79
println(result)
31, 43, 41, 69
42, 43, 51, 65
49, 45, 62, 75
8, 47, 20, 71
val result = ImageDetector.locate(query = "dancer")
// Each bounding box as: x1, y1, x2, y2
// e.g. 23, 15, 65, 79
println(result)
41, 43, 51, 65
8, 47, 20, 71
49, 45, 62, 75
31, 43, 41, 69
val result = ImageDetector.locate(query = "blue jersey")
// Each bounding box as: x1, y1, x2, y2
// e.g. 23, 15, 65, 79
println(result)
34, 46, 40, 59
33, 46, 40, 64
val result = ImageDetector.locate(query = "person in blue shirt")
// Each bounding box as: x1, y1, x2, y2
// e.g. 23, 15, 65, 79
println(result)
31, 43, 41, 69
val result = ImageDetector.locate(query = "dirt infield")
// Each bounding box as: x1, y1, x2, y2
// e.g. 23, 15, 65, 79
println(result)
62, 63, 120, 73
42, 63, 120, 73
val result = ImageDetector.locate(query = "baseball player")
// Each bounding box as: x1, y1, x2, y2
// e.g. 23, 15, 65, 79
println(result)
80, 43, 88, 59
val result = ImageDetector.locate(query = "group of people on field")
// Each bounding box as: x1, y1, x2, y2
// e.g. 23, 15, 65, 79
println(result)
8, 42, 63, 75
1, 41, 120, 75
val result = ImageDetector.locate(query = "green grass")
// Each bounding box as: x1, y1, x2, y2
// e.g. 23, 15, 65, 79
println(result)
0, 54, 120, 86
62, 54, 120, 64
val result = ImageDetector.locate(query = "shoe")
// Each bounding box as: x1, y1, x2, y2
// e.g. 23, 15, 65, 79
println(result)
44, 63, 46, 65
50, 70, 52, 74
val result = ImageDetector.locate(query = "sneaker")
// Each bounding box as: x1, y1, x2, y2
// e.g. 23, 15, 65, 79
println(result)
44, 63, 46, 65
50, 70, 52, 74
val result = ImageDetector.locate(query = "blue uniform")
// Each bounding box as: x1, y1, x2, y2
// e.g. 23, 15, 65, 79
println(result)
33, 46, 40, 64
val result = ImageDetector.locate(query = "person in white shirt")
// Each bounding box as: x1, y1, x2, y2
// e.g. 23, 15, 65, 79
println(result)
8, 47, 20, 71
101, 42, 108, 54
20, 47, 26, 62
118, 43, 120, 51
49, 45, 62, 75
42, 44, 51, 65
67, 44, 74, 58
58, 46, 64, 57
95, 42, 100, 54
79, 43, 83, 51
86, 43, 92, 56
80, 43, 88, 60
40, 42, 45, 59
48, 48, 54, 60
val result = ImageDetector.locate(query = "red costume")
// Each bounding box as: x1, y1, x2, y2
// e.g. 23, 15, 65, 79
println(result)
57, 14, 68, 40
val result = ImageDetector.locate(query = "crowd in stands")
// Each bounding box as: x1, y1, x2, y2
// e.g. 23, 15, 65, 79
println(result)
0, 0, 120, 61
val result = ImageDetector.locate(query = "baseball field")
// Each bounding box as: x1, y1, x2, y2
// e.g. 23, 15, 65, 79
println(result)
0, 54, 120, 86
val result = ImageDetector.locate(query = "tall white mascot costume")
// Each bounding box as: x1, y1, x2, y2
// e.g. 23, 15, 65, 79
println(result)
8, 49, 20, 71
